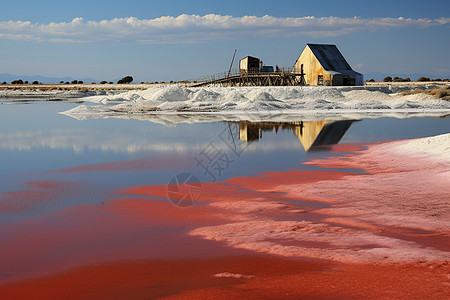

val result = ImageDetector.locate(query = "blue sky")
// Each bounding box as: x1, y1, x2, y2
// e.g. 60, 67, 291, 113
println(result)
0, 0, 449, 82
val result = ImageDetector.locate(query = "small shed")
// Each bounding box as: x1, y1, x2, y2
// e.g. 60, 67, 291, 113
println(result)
240, 56, 262, 75
293, 44, 363, 86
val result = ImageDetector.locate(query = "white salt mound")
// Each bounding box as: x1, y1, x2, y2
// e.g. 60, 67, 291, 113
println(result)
393, 133, 450, 161
64, 86, 450, 113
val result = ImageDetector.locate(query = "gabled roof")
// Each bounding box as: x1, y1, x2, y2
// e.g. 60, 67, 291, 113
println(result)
307, 44, 352, 71
240, 56, 260, 61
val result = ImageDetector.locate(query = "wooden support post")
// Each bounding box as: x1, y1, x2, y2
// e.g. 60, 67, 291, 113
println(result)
227, 49, 237, 78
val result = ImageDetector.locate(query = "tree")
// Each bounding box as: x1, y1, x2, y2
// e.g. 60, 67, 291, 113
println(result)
417, 77, 430, 82
117, 76, 133, 84
383, 76, 392, 82
393, 77, 406, 82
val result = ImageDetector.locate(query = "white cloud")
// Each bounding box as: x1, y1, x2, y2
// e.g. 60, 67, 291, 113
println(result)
0, 14, 448, 44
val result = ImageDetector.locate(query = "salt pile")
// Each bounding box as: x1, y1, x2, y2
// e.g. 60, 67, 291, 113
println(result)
62, 85, 450, 119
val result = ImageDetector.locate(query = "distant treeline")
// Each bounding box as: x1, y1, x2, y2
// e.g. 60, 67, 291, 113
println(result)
1, 75, 135, 85
1, 76, 189, 85
366, 76, 449, 83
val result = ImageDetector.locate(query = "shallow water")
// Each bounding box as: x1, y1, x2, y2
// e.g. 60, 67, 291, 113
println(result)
1, 102, 448, 214
0, 101, 449, 298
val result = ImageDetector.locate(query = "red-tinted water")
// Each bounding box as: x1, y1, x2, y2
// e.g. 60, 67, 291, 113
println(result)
0, 137, 449, 299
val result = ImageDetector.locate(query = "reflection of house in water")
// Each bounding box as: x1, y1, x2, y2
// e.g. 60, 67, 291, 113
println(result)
293, 120, 355, 151
238, 120, 356, 152
239, 122, 264, 142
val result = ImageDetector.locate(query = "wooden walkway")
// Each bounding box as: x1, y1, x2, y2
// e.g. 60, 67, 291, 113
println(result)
192, 72, 305, 87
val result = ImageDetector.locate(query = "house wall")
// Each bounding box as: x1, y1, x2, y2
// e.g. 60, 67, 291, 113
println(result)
332, 75, 344, 86
332, 75, 362, 86
323, 71, 333, 86
294, 46, 333, 86
354, 73, 364, 85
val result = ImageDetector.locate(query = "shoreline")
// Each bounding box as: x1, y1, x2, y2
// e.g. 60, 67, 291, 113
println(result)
0, 81, 448, 92
0, 83, 169, 92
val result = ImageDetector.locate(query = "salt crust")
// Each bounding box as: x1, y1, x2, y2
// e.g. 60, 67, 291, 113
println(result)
214, 272, 254, 279
61, 86, 450, 122
190, 134, 450, 264
392, 133, 450, 161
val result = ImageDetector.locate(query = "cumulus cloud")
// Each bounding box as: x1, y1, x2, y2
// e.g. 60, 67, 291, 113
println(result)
0, 14, 448, 44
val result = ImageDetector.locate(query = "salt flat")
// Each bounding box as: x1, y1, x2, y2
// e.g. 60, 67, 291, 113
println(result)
53, 85, 450, 124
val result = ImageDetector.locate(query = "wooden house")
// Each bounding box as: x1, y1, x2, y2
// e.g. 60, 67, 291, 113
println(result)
293, 44, 363, 86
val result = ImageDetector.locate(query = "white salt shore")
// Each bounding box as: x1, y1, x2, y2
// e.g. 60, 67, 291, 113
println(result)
393, 133, 450, 161
59, 85, 450, 124
189, 133, 450, 264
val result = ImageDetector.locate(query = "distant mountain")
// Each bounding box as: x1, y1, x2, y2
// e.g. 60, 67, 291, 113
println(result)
363, 72, 450, 81
0, 73, 99, 84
